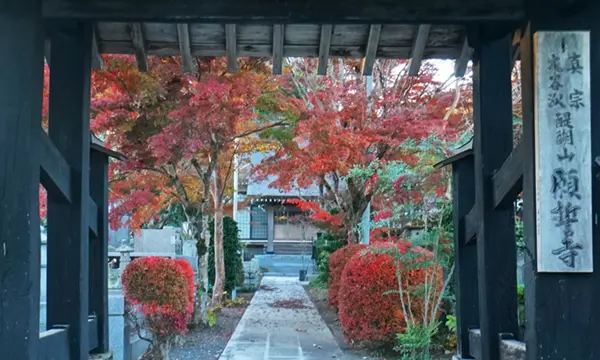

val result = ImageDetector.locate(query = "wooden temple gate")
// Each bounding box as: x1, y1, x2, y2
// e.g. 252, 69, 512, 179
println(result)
1, 0, 599, 359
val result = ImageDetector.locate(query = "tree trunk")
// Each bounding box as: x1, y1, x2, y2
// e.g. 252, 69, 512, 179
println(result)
141, 335, 173, 360
190, 211, 210, 326
211, 163, 226, 306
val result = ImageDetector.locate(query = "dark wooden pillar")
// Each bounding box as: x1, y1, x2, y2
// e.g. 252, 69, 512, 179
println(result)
89, 149, 109, 353
472, 27, 519, 360
46, 22, 93, 359
0, 1, 45, 359
451, 155, 478, 359
520, 2, 600, 358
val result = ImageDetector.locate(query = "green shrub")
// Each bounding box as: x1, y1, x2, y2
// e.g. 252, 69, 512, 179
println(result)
209, 216, 244, 294
312, 233, 345, 286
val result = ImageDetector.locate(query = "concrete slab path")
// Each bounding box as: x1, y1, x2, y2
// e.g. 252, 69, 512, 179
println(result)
219, 276, 346, 360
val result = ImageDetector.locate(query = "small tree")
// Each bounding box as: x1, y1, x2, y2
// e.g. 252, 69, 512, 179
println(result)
122, 257, 195, 359
209, 216, 244, 295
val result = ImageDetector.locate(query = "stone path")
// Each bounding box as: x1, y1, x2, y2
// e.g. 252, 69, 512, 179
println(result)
219, 276, 346, 360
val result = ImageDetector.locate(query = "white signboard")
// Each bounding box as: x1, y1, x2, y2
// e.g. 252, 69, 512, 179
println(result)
535, 31, 593, 273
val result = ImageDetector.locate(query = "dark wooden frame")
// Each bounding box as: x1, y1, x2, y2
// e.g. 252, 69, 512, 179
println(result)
1, 0, 599, 359
446, 3, 600, 360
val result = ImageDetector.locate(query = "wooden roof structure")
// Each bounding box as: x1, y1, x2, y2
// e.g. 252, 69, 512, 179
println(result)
91, 23, 471, 76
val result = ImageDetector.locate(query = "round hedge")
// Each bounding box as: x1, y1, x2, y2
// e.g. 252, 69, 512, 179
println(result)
338, 242, 443, 347
327, 243, 367, 308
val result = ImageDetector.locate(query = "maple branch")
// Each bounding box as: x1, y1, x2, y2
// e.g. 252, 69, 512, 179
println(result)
320, 175, 343, 209
220, 149, 236, 200
166, 162, 190, 203
225, 121, 287, 142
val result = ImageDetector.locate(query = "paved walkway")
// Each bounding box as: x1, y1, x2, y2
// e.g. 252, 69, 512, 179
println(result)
219, 276, 345, 360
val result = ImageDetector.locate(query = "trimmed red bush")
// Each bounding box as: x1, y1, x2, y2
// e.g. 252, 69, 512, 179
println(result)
122, 256, 195, 336
328, 243, 367, 308
338, 242, 443, 347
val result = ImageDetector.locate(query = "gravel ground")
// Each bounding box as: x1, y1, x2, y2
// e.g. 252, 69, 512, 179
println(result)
169, 293, 253, 360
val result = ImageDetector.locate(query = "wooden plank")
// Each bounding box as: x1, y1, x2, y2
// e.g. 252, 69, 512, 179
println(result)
472, 28, 519, 360
225, 24, 238, 73
177, 23, 195, 74
88, 316, 99, 351
47, 22, 92, 359
100, 40, 461, 60
468, 329, 482, 359
91, 26, 103, 70
89, 150, 110, 353
42, 0, 528, 23
39, 128, 72, 203
317, 24, 332, 75
39, 328, 70, 360
272, 24, 284, 75
361, 24, 382, 76
129, 23, 149, 72
88, 197, 98, 236
451, 156, 480, 358
0, 3, 45, 359
499, 334, 526, 360
464, 205, 478, 244
454, 37, 472, 77
492, 142, 524, 209
534, 31, 592, 273
408, 24, 430, 76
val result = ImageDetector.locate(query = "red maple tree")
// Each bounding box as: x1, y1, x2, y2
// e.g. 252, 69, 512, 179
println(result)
253, 59, 471, 242
91, 55, 301, 312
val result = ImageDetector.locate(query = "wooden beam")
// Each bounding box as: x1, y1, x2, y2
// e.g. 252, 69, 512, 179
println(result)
39, 128, 72, 203
0, 3, 45, 358
47, 22, 92, 359
408, 24, 430, 76
225, 24, 238, 73
272, 24, 284, 75
472, 28, 518, 360
43, 0, 528, 23
492, 142, 524, 210
454, 37, 472, 78
451, 155, 479, 358
177, 23, 194, 74
317, 25, 333, 76
89, 150, 110, 353
45, 39, 52, 67
88, 316, 99, 351
361, 24, 382, 76
91, 26, 103, 70
129, 23, 148, 72
464, 205, 478, 244
88, 196, 98, 236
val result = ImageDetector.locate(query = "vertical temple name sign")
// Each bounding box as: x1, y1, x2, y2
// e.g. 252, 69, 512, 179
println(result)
535, 31, 593, 273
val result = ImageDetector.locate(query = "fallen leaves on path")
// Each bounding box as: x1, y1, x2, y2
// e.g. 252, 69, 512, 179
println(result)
268, 299, 309, 309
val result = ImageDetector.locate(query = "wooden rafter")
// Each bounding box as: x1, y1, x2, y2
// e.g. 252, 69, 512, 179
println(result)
225, 24, 238, 73
454, 37, 472, 78
272, 24, 284, 75
129, 23, 148, 72
361, 24, 382, 76
39, 128, 72, 203
408, 24, 430, 76
317, 24, 333, 75
492, 143, 524, 210
177, 23, 194, 74
464, 205, 478, 244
